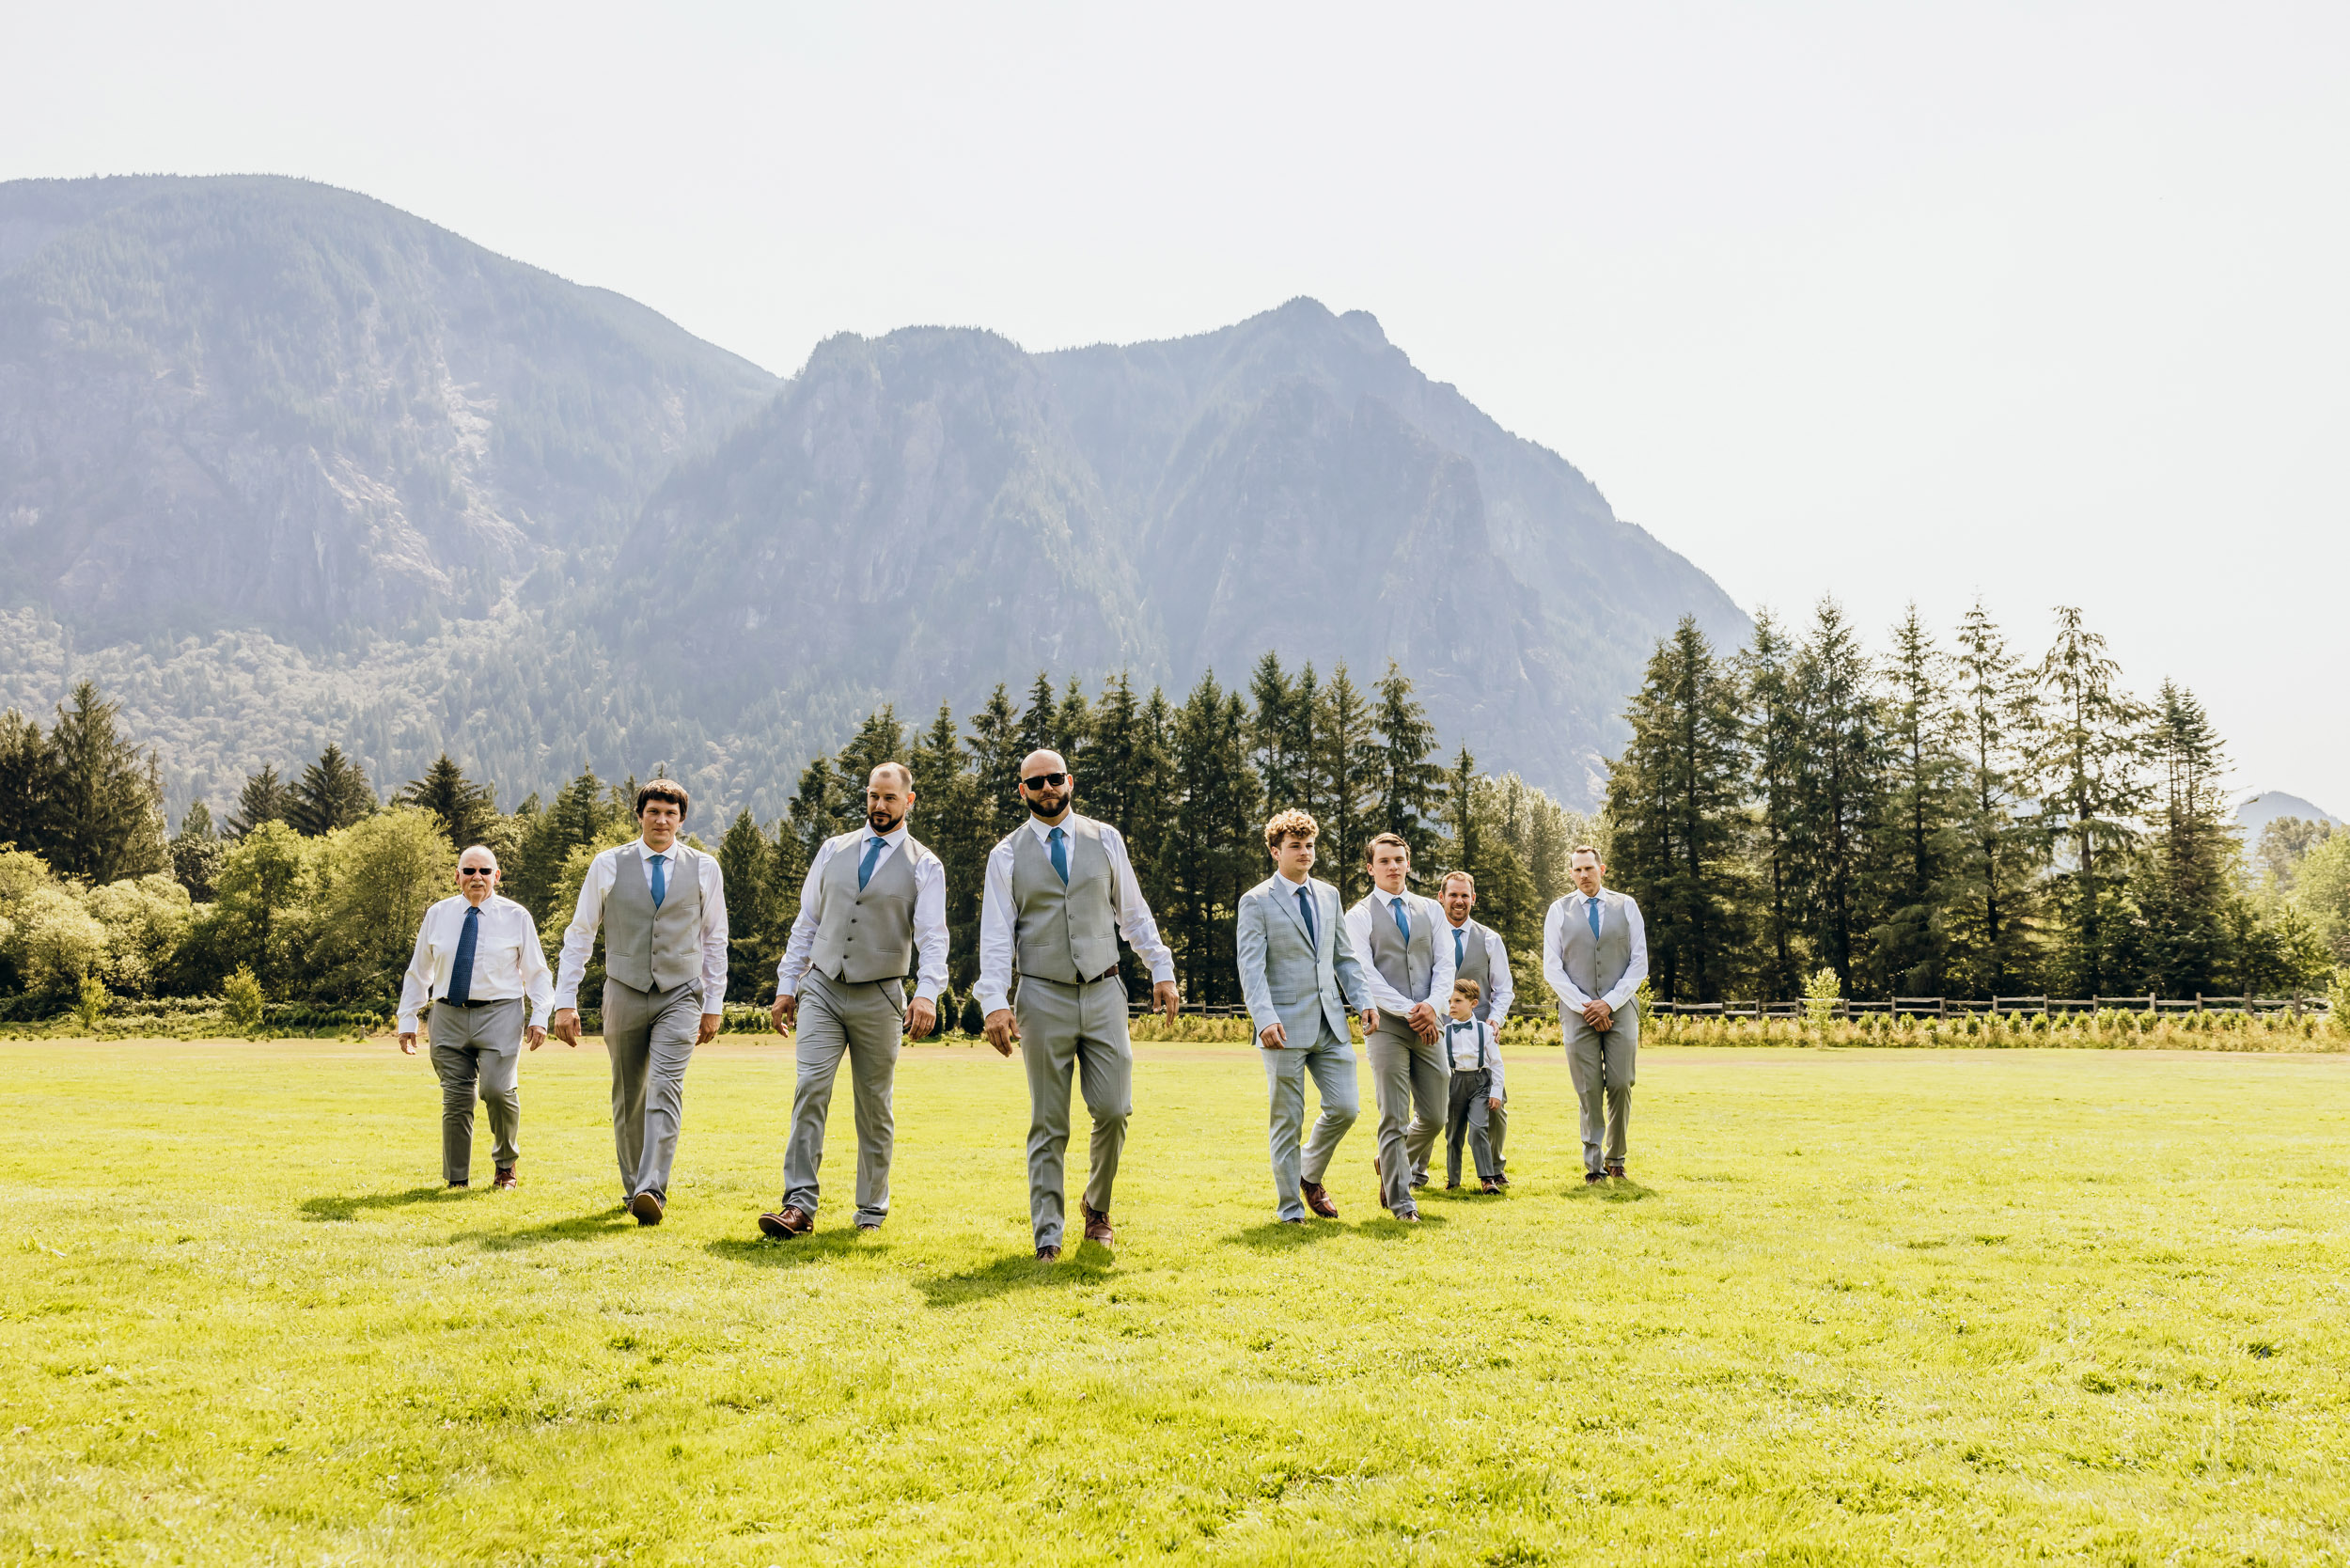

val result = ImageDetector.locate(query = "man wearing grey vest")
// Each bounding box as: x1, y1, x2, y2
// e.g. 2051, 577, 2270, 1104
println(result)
761, 763, 948, 1239
1541, 845, 1649, 1184
1343, 833, 1456, 1222
551, 780, 729, 1225
1426, 870, 1513, 1187
1235, 809, 1380, 1223
977, 750, 1181, 1261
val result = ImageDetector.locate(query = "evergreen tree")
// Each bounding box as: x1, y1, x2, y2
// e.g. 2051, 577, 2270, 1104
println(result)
1248, 653, 1308, 808
0, 707, 59, 855
1866, 606, 1959, 994
1015, 671, 1062, 764
716, 808, 776, 1000
1054, 678, 1095, 776
1287, 663, 1324, 823
2135, 681, 2232, 994
287, 744, 377, 838
1606, 618, 1746, 1001
1162, 674, 1260, 1006
1371, 661, 1445, 876
1788, 600, 1884, 994
910, 701, 983, 990
1736, 611, 1806, 999
831, 707, 906, 822
504, 769, 624, 922
227, 765, 293, 839
967, 683, 1026, 839
1944, 603, 2042, 996
396, 754, 498, 850
786, 755, 844, 868
169, 801, 225, 902
1310, 663, 1379, 903
45, 682, 168, 884
2032, 607, 2150, 995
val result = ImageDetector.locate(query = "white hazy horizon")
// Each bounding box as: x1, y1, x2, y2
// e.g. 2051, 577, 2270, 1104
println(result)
7, 2, 2344, 809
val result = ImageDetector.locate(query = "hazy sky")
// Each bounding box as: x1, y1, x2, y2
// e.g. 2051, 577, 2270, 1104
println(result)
9, 2, 2346, 811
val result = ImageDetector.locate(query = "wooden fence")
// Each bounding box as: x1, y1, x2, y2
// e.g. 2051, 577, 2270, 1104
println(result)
1131, 994, 2334, 1021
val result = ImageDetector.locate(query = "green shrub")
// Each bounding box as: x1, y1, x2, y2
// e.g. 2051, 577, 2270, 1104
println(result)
76, 975, 109, 1033
222, 965, 266, 1033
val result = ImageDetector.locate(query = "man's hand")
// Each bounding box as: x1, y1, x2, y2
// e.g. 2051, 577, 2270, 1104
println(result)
525, 1025, 547, 1051
397, 1031, 417, 1056
697, 1011, 722, 1045
551, 1008, 581, 1047
1582, 998, 1613, 1031
1488, 1095, 1503, 1112
982, 1007, 1018, 1057
1359, 1007, 1380, 1038
1152, 980, 1181, 1023
1408, 1000, 1441, 1042
1260, 1021, 1288, 1049
906, 996, 937, 1040
770, 993, 798, 1036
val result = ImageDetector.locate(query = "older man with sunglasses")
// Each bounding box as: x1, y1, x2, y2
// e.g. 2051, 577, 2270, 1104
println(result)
977, 749, 1181, 1260
398, 846, 554, 1189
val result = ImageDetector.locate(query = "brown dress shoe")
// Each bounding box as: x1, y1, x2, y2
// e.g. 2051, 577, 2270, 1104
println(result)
758, 1205, 812, 1239
1081, 1203, 1114, 1246
494, 1165, 518, 1190
1606, 1162, 1627, 1180
1036, 1244, 1061, 1262
1300, 1182, 1340, 1219
1481, 1180, 1502, 1194
628, 1191, 665, 1226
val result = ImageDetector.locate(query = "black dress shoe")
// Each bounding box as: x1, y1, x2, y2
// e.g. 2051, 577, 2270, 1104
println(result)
1585, 1171, 1606, 1185
447, 1179, 469, 1189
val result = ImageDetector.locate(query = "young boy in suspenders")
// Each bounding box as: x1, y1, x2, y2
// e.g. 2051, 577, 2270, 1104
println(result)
1441, 979, 1506, 1194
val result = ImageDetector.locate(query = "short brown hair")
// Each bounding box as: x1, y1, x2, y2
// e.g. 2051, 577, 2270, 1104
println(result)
1264, 808, 1319, 857
1440, 870, 1475, 892
635, 779, 691, 819
1452, 977, 1482, 1002
1570, 843, 1602, 862
1365, 831, 1410, 864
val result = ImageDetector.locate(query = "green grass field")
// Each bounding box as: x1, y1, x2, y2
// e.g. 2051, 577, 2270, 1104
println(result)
4, 1036, 2344, 1564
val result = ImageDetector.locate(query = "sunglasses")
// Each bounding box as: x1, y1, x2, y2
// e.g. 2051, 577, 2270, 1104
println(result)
1021, 772, 1069, 790
459, 867, 496, 877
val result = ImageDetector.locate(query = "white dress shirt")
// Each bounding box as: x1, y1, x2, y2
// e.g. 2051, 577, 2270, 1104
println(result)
398, 893, 554, 1033
1542, 888, 1649, 1013
1443, 916, 1514, 1020
553, 839, 729, 1011
1342, 889, 1457, 1016
975, 814, 1177, 1015
774, 823, 950, 1002
1441, 1017, 1507, 1096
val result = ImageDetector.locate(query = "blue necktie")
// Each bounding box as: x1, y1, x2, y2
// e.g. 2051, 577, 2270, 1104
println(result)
649, 853, 667, 909
1453, 926, 1465, 969
858, 835, 885, 890
1296, 885, 1317, 949
446, 903, 479, 1006
1391, 896, 1411, 942
1587, 895, 1602, 940
1048, 825, 1068, 885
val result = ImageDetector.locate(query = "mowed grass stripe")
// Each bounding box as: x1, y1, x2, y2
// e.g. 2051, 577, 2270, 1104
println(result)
3, 1041, 2343, 1564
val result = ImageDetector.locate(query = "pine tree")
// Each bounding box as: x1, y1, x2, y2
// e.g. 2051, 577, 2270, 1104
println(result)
1736, 611, 1805, 999
0, 707, 59, 856
45, 681, 168, 884
1054, 678, 1095, 776
967, 683, 1026, 839
2032, 607, 2150, 995
504, 769, 624, 922
2136, 681, 2232, 994
1606, 618, 1746, 1001
1287, 663, 1324, 823
910, 701, 983, 990
1944, 603, 2043, 996
396, 754, 497, 850
1788, 600, 1884, 995
1311, 663, 1380, 902
287, 745, 377, 838
169, 800, 224, 901
716, 808, 776, 1000
1015, 671, 1062, 764
227, 765, 293, 839
1371, 660, 1445, 876
1162, 673, 1261, 1005
1248, 653, 1308, 809
1867, 606, 1959, 995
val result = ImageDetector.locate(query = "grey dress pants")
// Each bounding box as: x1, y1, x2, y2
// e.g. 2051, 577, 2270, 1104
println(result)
427, 997, 525, 1183
1016, 975, 1133, 1249
1564, 1005, 1639, 1174
783, 970, 903, 1227
602, 978, 701, 1201
1261, 1023, 1358, 1221
1368, 1026, 1449, 1217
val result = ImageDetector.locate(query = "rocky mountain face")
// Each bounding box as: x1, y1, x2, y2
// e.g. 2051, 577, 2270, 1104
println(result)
0, 176, 1747, 815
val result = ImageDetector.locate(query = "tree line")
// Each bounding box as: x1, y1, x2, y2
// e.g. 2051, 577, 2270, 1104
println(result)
0, 662, 1598, 1016
1606, 602, 2344, 1003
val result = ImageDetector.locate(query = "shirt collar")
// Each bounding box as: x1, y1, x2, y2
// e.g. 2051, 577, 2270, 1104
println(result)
634, 838, 684, 862
1276, 869, 1311, 891
863, 823, 908, 848
1025, 813, 1076, 845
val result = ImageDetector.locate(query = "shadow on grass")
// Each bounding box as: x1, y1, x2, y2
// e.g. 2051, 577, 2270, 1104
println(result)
300, 1186, 463, 1222
914, 1247, 1113, 1308
473, 1209, 637, 1250
1570, 1179, 1657, 1203
1226, 1219, 1346, 1250
703, 1231, 869, 1269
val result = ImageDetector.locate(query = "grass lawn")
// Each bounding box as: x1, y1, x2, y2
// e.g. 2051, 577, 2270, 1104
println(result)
3, 1036, 2345, 1564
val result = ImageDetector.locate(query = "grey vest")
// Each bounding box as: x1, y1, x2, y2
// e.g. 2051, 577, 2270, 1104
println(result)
1359, 891, 1435, 1043
605, 844, 703, 994
1449, 918, 1494, 1020
1009, 817, 1119, 984
807, 831, 922, 984
1560, 891, 1634, 1003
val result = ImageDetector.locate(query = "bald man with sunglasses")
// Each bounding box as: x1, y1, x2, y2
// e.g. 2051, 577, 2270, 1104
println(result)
977, 750, 1181, 1261
398, 847, 554, 1190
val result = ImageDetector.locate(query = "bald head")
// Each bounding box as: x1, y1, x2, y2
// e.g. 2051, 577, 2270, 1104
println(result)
1017, 749, 1073, 823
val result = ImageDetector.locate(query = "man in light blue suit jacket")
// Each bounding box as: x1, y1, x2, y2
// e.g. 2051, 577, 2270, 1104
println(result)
1235, 809, 1380, 1223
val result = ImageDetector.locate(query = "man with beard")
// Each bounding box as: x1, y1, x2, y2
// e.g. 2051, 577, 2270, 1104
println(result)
1419, 870, 1513, 1187
977, 750, 1181, 1261
1345, 834, 1454, 1222
1543, 845, 1649, 1184
760, 762, 948, 1239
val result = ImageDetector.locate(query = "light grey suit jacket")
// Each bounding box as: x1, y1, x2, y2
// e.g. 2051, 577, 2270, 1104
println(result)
1236, 873, 1373, 1045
